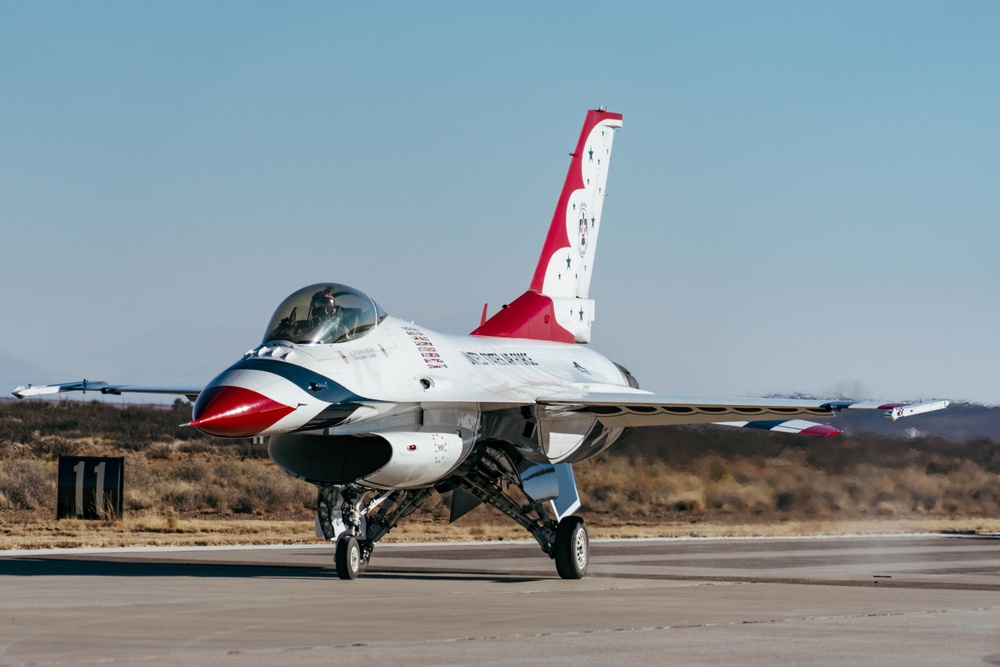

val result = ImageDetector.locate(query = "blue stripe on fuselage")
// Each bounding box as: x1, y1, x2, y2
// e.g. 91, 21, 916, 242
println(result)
228, 357, 374, 404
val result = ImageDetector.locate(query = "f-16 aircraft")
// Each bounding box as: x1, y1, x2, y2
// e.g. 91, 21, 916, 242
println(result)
14, 109, 947, 580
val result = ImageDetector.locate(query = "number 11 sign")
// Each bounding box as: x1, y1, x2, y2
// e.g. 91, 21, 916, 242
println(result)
57, 456, 124, 520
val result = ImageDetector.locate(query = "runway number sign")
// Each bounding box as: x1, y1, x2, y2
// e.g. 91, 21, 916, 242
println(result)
57, 456, 124, 520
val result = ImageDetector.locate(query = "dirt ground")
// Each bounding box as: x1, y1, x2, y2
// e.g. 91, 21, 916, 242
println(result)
3, 507, 998, 551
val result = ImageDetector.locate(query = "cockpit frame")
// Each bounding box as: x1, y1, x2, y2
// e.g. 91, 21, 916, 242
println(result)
263, 283, 387, 345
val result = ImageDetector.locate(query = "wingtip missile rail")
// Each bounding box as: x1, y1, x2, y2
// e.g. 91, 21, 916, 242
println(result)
884, 400, 950, 421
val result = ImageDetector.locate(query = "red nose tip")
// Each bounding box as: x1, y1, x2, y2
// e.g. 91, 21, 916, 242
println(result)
190, 386, 295, 437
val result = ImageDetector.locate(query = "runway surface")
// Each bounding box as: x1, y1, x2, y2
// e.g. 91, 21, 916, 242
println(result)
2, 534, 999, 666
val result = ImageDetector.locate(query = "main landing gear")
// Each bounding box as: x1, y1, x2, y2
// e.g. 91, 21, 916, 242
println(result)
455, 445, 589, 580
316, 445, 590, 580
554, 515, 589, 579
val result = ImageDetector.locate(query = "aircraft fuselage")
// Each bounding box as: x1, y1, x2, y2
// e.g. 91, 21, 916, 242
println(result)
191, 314, 635, 484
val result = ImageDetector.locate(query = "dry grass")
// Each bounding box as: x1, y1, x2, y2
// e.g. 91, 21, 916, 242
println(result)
2, 400, 999, 551
0, 513, 316, 550
3, 511, 999, 551
574, 439, 1000, 523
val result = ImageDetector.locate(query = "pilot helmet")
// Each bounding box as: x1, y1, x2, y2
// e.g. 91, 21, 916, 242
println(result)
310, 289, 339, 319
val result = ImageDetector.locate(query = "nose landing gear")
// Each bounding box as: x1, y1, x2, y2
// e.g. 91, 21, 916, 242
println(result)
318, 484, 434, 580
334, 534, 364, 580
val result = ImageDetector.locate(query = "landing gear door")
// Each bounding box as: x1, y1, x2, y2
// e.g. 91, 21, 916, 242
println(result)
520, 461, 581, 522
537, 413, 597, 462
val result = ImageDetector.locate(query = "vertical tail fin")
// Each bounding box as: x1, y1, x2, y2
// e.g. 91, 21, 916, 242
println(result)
473, 109, 622, 343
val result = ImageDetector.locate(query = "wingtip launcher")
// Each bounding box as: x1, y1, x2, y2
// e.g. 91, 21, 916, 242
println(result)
884, 400, 950, 421
12, 380, 111, 399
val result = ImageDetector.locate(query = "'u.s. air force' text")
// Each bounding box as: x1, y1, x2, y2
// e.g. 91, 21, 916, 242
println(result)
461, 351, 539, 366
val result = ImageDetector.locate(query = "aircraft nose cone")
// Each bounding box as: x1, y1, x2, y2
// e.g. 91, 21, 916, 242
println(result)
190, 385, 296, 438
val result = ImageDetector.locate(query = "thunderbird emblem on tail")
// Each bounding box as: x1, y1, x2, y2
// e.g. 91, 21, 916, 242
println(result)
13, 109, 948, 580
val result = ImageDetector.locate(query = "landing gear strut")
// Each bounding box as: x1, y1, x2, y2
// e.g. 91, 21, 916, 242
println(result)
316, 445, 591, 580
317, 484, 434, 580
454, 445, 589, 579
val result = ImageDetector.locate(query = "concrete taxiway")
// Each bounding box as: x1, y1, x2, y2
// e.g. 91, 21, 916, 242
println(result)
1, 534, 999, 666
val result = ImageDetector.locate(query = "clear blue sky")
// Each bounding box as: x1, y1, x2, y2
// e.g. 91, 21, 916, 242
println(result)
2, 1, 998, 404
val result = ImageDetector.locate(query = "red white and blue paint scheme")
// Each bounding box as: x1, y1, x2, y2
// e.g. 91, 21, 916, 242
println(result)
13, 109, 948, 579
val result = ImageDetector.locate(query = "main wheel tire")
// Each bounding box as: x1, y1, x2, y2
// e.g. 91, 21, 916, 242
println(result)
554, 516, 589, 579
335, 534, 362, 580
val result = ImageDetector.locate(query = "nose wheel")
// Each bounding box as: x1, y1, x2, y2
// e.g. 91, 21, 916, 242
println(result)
335, 535, 364, 580
554, 516, 589, 579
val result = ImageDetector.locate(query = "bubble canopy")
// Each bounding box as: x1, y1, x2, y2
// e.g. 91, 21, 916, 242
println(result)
263, 283, 388, 345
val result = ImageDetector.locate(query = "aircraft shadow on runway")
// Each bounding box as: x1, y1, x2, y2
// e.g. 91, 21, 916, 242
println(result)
0, 556, 549, 583
0, 557, 333, 580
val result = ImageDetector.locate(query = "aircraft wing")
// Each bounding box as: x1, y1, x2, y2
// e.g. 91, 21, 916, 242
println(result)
537, 392, 949, 434
12, 380, 202, 401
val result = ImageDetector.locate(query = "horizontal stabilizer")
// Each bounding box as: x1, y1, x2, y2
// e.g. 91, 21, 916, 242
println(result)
714, 419, 841, 436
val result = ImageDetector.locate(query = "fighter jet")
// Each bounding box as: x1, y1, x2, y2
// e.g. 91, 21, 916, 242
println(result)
14, 109, 947, 579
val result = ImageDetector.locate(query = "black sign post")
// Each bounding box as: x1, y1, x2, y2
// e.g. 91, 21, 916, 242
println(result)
57, 456, 124, 520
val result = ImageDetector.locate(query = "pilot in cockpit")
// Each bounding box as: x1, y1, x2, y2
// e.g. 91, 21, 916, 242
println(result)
309, 289, 341, 324
304, 289, 351, 343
